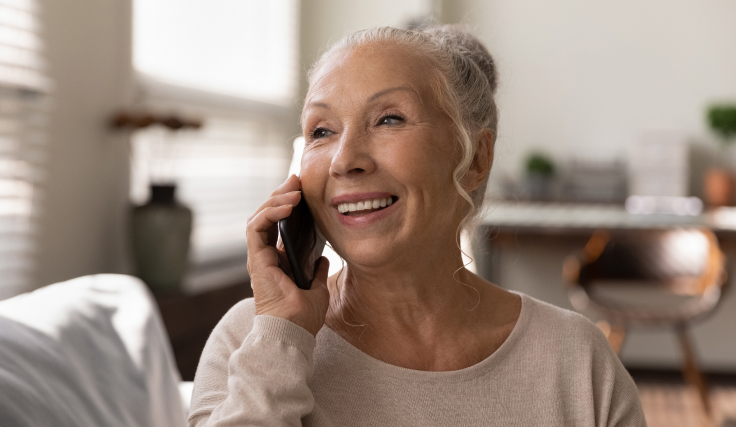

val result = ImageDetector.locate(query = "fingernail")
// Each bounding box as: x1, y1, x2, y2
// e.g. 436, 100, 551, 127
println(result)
288, 190, 301, 195
284, 204, 293, 208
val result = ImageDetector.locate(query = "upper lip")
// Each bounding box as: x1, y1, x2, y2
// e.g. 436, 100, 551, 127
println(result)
331, 192, 396, 206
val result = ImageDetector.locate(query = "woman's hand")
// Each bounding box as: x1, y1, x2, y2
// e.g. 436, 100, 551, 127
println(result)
246, 174, 331, 337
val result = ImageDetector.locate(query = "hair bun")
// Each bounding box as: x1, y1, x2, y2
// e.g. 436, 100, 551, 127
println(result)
422, 24, 498, 95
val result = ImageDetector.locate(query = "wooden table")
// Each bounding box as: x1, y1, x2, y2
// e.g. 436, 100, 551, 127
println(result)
480, 202, 736, 250
155, 281, 252, 381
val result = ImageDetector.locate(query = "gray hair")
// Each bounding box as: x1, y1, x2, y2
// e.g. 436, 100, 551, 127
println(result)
305, 25, 499, 229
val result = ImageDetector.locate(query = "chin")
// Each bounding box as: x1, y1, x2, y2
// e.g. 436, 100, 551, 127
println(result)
332, 239, 402, 270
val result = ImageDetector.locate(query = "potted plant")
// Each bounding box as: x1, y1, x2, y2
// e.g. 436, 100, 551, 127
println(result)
705, 104, 736, 206
524, 152, 556, 200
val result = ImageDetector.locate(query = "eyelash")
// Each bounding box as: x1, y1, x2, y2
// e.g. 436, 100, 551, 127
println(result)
310, 127, 330, 140
308, 113, 406, 140
377, 114, 405, 126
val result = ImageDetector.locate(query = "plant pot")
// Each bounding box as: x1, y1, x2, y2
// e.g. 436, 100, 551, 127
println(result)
524, 174, 555, 201
704, 168, 734, 207
131, 184, 193, 293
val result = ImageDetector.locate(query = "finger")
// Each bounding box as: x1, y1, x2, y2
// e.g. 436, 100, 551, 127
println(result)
262, 190, 302, 213
267, 222, 278, 247
246, 205, 294, 254
248, 190, 301, 223
271, 174, 301, 196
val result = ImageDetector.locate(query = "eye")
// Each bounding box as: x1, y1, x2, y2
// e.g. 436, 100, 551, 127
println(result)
378, 114, 404, 126
310, 127, 332, 140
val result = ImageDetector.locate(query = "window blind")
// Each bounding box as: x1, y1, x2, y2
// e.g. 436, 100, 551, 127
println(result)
131, 0, 299, 292
0, 0, 49, 299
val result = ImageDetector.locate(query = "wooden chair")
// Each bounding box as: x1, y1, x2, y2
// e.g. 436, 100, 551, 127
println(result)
563, 228, 728, 416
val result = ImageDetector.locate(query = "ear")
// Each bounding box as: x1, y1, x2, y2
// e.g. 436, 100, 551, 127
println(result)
463, 129, 494, 192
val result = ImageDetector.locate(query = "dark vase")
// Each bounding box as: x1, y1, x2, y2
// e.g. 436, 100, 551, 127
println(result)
131, 184, 193, 293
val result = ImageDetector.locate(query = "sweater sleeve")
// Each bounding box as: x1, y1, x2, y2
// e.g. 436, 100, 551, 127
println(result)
188, 299, 319, 427
586, 324, 647, 427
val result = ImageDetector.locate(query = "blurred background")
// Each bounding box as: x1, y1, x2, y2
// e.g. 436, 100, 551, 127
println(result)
2, 0, 736, 425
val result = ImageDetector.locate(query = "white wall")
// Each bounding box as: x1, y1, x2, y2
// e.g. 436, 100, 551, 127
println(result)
34, 0, 134, 287
299, 0, 435, 100
445, 0, 736, 182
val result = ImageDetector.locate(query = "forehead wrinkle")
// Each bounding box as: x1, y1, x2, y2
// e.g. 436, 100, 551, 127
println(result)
367, 86, 420, 103
302, 46, 436, 125
305, 84, 425, 123
305, 101, 330, 111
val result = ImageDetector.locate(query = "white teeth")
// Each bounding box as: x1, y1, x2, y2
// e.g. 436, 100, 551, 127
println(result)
337, 197, 394, 214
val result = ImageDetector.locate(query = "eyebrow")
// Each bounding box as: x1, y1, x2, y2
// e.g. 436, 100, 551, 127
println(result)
368, 86, 418, 102
305, 86, 419, 111
306, 101, 330, 110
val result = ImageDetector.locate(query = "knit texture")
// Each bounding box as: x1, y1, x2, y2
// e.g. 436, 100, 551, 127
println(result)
189, 292, 646, 426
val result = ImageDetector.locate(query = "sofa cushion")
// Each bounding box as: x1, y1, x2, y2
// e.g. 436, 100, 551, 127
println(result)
0, 274, 186, 427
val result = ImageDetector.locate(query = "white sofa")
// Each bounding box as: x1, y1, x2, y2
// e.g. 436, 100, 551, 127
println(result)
0, 274, 190, 427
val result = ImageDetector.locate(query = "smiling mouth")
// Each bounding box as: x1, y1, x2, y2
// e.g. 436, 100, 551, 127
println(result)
337, 196, 397, 216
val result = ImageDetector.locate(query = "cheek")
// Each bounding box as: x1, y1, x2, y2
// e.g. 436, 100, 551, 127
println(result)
299, 148, 332, 220
385, 135, 456, 194
300, 146, 330, 187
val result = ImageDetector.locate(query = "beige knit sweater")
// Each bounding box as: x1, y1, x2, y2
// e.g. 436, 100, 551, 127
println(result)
188, 292, 646, 426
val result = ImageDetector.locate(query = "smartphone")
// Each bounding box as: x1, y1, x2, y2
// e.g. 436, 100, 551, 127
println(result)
277, 197, 325, 290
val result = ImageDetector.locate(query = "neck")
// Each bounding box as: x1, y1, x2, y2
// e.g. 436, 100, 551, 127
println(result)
325, 241, 490, 367
329, 261, 481, 323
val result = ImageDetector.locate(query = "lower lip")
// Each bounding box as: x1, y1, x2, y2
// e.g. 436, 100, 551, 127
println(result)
335, 201, 397, 227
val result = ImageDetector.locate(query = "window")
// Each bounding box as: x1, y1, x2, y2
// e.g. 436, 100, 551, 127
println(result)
131, 0, 299, 292
0, 0, 49, 299
134, 0, 298, 106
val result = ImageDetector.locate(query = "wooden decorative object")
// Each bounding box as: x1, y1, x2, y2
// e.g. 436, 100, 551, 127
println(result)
156, 281, 252, 381
110, 110, 203, 131
704, 168, 734, 207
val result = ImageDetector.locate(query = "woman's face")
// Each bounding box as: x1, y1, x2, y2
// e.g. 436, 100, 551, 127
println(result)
301, 43, 466, 269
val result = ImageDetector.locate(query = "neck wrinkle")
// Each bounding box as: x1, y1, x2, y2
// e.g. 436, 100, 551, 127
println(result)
325, 256, 485, 348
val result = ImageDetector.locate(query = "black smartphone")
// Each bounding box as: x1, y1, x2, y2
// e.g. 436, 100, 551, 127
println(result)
278, 197, 325, 290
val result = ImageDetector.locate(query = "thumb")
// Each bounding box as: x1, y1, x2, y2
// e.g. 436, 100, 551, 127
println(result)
311, 256, 330, 290
307, 256, 331, 305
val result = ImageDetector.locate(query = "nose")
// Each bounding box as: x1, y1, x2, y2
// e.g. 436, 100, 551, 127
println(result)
329, 126, 376, 178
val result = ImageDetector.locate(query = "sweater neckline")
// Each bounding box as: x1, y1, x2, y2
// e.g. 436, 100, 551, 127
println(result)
318, 291, 533, 383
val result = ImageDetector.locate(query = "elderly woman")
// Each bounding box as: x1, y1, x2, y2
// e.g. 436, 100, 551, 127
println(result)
188, 25, 645, 426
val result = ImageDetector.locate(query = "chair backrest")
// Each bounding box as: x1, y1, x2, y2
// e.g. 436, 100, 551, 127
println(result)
564, 228, 726, 297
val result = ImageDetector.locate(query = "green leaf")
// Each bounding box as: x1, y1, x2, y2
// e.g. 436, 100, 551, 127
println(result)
707, 105, 736, 142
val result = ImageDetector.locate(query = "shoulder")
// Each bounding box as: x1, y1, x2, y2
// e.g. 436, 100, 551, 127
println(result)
512, 292, 622, 379
513, 293, 646, 425
518, 292, 608, 351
